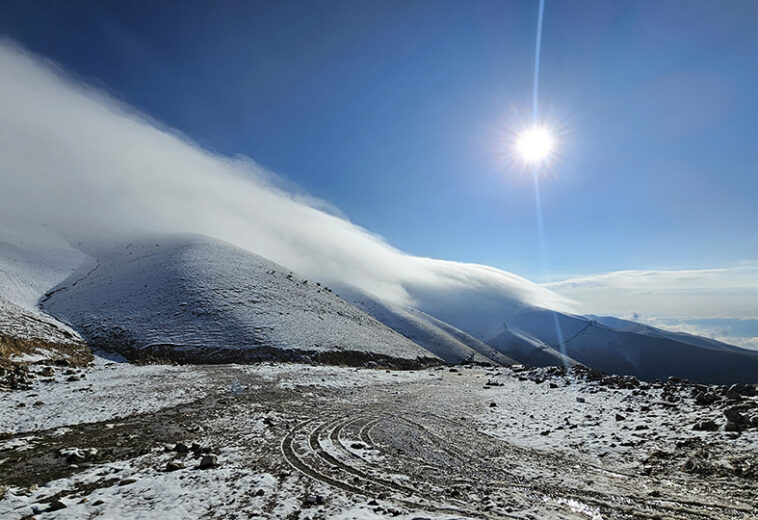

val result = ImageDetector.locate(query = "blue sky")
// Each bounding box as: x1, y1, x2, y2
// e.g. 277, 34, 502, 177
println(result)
2, 0, 757, 283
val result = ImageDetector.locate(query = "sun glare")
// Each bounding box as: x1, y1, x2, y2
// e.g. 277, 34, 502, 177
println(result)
515, 126, 554, 164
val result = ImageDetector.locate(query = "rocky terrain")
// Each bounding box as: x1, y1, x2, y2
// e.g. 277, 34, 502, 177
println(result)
1, 357, 756, 520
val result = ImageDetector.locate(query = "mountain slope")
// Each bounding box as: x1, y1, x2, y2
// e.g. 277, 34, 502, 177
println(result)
488, 306, 758, 384
396, 282, 758, 383
42, 234, 437, 364
0, 228, 89, 363
335, 285, 515, 365
586, 315, 751, 354
484, 324, 575, 368
2, 228, 757, 383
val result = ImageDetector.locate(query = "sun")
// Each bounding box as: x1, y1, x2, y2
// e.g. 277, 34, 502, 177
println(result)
515, 126, 555, 164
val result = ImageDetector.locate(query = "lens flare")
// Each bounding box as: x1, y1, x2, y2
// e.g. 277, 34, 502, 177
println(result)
515, 126, 554, 164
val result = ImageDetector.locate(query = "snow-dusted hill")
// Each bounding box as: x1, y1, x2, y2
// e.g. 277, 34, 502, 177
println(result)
484, 324, 575, 368
587, 314, 751, 354
2, 226, 757, 383
0, 227, 86, 317
0, 228, 89, 363
335, 285, 515, 365
41, 234, 437, 364
405, 290, 758, 383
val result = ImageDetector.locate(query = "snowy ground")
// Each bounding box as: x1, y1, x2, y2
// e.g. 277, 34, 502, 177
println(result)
1, 360, 757, 519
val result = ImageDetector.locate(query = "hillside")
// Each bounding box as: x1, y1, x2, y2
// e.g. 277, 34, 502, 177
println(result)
0, 228, 90, 365
2, 228, 757, 383
406, 287, 758, 383
335, 284, 515, 365
41, 234, 437, 365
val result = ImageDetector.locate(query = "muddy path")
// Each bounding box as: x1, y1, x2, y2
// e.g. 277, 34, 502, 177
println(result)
1, 364, 757, 519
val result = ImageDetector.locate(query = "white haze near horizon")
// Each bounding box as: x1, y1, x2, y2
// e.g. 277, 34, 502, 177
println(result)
545, 266, 758, 350
0, 40, 567, 313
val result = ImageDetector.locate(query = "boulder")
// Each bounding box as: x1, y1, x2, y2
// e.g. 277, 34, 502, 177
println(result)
692, 420, 718, 432
198, 454, 218, 469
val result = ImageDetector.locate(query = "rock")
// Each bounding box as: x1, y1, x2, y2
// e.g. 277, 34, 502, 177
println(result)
39, 366, 54, 377
728, 383, 749, 396
692, 420, 719, 431
576, 397, 586, 403
254, 489, 265, 497
66, 451, 86, 464
682, 459, 696, 472
615, 413, 626, 421
694, 391, 718, 406
165, 460, 185, 472
66, 375, 81, 382
48, 499, 67, 511
173, 442, 190, 453
724, 421, 742, 432
489, 402, 497, 408
198, 454, 218, 469
304, 494, 325, 506
724, 407, 748, 424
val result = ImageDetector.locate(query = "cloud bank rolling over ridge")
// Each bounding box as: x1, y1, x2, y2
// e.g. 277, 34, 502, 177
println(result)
2, 39, 756, 350
0, 40, 567, 313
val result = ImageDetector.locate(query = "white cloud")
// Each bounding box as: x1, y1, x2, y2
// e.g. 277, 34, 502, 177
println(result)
0, 40, 569, 314
545, 265, 758, 319
546, 266, 758, 349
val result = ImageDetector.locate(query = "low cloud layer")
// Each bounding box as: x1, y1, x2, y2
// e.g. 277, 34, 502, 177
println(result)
545, 266, 758, 349
545, 266, 758, 319
0, 40, 566, 312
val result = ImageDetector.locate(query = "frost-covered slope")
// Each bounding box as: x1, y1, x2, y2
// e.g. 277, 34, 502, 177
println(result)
484, 324, 575, 368
400, 282, 578, 367
587, 315, 751, 354
0, 227, 86, 314
0, 228, 87, 361
410, 293, 758, 383
42, 234, 436, 363
2, 226, 757, 382
0, 297, 79, 347
335, 285, 515, 365
390, 280, 758, 383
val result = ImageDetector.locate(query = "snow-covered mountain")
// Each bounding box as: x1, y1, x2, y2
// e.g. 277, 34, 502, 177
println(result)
335, 284, 515, 365
40, 234, 436, 364
0, 228, 88, 362
2, 227, 758, 383
400, 293, 758, 383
